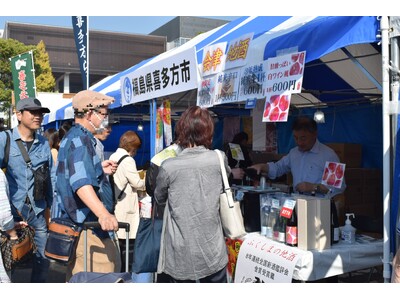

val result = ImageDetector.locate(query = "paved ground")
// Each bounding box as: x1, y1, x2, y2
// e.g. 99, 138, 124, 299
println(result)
12, 259, 67, 283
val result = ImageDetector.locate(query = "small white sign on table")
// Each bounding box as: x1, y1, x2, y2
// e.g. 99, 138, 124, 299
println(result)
234, 233, 305, 283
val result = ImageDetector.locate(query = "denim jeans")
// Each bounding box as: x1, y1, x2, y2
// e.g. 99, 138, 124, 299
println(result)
15, 202, 50, 283
131, 272, 153, 283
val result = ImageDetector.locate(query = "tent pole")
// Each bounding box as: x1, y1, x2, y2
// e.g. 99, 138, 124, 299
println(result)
150, 99, 157, 158
390, 20, 400, 281
381, 16, 392, 283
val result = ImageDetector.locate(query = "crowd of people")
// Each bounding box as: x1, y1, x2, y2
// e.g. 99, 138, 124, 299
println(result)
0, 91, 398, 283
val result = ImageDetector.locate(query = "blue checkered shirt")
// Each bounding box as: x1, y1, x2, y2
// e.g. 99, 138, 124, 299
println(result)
55, 124, 113, 224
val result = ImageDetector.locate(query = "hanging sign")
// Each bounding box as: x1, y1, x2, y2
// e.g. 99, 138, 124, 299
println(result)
162, 99, 172, 146
262, 92, 292, 122
225, 33, 253, 70
265, 51, 306, 95
121, 47, 198, 105
10, 51, 36, 106
201, 42, 227, 77
72, 16, 88, 90
155, 106, 164, 154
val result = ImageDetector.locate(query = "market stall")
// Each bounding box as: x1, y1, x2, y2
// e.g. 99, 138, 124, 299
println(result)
42, 16, 399, 282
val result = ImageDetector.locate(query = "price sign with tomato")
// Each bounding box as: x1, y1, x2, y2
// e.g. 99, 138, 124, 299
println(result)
280, 198, 296, 219
262, 92, 291, 122
321, 161, 346, 188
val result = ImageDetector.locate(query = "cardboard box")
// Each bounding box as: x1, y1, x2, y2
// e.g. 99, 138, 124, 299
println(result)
326, 143, 362, 168
295, 195, 331, 251
343, 168, 382, 220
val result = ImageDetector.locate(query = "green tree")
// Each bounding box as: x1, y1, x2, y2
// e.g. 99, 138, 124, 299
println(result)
0, 38, 55, 115
34, 40, 56, 92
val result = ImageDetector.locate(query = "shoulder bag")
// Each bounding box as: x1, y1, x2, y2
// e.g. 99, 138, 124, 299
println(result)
0, 205, 36, 272
131, 200, 163, 274
215, 149, 246, 239
44, 217, 82, 263
109, 154, 130, 201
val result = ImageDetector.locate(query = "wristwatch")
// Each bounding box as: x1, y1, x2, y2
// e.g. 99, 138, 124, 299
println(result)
314, 184, 321, 194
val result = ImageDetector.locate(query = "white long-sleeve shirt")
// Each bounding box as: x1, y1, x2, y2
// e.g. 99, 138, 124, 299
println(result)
267, 140, 346, 198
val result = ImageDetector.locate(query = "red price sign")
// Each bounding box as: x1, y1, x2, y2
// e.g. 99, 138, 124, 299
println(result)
280, 207, 292, 219
280, 198, 296, 219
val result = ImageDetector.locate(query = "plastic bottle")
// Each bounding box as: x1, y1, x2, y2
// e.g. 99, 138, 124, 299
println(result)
266, 195, 281, 239
260, 176, 266, 190
259, 195, 271, 236
341, 213, 356, 244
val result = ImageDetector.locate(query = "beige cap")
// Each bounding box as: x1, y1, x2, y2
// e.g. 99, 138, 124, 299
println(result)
72, 90, 115, 112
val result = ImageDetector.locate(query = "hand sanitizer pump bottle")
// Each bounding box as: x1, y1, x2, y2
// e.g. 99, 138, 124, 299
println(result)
341, 213, 356, 244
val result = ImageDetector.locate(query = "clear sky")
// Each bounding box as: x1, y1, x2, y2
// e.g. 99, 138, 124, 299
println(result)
0, 0, 383, 36
0, 16, 239, 35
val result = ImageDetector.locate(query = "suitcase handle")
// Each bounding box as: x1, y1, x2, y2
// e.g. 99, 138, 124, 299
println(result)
83, 221, 131, 272
83, 221, 130, 233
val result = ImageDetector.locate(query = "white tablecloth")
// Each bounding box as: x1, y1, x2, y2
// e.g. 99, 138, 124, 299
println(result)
293, 235, 383, 281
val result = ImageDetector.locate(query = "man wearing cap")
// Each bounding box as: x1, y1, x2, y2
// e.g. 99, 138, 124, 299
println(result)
0, 97, 53, 283
55, 90, 121, 280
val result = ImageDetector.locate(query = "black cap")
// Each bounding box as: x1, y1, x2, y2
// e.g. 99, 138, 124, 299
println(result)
16, 97, 50, 113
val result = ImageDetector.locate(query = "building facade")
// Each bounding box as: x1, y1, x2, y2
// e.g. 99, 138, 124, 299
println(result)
151, 16, 229, 50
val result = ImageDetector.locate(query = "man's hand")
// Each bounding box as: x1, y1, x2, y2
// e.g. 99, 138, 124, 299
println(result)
296, 182, 329, 194
295, 182, 315, 193
231, 168, 245, 180
102, 160, 118, 175
248, 163, 268, 175
98, 212, 119, 231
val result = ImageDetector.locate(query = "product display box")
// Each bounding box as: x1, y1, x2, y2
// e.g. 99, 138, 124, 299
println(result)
295, 195, 331, 251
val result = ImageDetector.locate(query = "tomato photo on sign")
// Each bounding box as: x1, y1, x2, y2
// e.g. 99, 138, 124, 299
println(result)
263, 102, 272, 118
291, 53, 299, 62
279, 95, 289, 111
334, 179, 342, 188
271, 94, 280, 107
299, 52, 305, 64
328, 162, 337, 172
322, 168, 329, 181
289, 62, 301, 75
279, 111, 287, 121
335, 164, 344, 179
327, 173, 336, 186
269, 107, 280, 121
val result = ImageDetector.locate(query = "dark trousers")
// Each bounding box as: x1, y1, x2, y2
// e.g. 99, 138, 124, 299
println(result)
165, 266, 227, 283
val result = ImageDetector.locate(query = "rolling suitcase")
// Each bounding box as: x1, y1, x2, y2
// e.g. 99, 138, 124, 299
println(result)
69, 221, 132, 283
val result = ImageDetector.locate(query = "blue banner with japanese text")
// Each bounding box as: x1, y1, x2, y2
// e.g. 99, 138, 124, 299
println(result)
72, 16, 88, 90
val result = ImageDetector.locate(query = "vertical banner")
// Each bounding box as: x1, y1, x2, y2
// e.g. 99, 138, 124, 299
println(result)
162, 99, 172, 146
155, 106, 164, 154
10, 51, 36, 107
72, 16, 88, 90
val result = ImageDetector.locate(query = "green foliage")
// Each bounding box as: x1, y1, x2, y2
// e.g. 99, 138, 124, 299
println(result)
0, 39, 56, 115
34, 40, 56, 92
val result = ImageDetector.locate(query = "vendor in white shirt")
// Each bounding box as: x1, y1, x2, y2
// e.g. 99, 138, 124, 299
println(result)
249, 116, 346, 198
